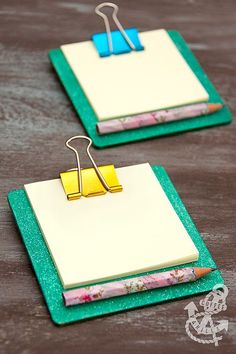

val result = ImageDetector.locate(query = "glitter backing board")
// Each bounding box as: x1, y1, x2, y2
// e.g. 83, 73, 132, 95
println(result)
8, 166, 223, 325
48, 31, 232, 148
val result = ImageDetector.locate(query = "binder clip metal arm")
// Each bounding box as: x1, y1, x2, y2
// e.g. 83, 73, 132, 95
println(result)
60, 136, 123, 200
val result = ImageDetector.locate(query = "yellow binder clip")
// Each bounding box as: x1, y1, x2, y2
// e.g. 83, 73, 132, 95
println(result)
60, 136, 123, 200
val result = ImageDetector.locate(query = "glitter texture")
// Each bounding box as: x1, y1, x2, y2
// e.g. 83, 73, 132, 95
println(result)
7, 166, 223, 325
48, 31, 231, 148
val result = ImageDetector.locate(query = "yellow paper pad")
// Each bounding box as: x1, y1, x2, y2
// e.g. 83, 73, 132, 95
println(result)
24, 163, 199, 289
61, 29, 209, 121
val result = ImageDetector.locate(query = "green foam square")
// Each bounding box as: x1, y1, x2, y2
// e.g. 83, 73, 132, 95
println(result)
8, 166, 223, 325
48, 30, 232, 148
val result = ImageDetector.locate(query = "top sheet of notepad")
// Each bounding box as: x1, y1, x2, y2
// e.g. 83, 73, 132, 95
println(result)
61, 29, 209, 121
24, 163, 199, 289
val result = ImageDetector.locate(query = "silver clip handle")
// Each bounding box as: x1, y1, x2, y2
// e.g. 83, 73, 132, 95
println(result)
95, 2, 136, 53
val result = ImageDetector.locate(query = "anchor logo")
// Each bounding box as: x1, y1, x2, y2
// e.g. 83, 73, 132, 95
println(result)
184, 284, 228, 346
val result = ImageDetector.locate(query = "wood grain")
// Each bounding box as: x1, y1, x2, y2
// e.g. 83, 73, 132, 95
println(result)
0, 0, 235, 353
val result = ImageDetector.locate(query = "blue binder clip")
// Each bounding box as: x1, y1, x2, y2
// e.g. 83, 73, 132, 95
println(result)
92, 2, 144, 58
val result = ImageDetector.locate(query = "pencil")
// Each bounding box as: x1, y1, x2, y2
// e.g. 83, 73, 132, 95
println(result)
63, 267, 216, 307
96, 103, 223, 135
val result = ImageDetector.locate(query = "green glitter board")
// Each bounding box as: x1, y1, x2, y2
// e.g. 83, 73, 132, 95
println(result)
48, 30, 232, 148
8, 166, 223, 325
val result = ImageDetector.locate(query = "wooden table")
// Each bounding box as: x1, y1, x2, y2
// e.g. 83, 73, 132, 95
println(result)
1, 0, 235, 353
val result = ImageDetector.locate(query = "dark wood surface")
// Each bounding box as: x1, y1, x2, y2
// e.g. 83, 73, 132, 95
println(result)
0, 0, 235, 353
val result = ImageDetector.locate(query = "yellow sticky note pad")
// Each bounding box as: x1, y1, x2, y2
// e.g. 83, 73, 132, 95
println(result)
61, 29, 209, 121
24, 163, 199, 289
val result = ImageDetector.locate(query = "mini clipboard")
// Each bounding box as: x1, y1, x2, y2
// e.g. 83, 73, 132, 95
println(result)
8, 166, 223, 325
48, 30, 232, 148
